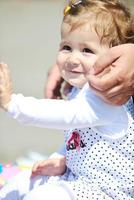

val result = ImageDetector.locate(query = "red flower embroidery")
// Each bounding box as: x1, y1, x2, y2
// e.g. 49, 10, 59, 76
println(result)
67, 131, 81, 151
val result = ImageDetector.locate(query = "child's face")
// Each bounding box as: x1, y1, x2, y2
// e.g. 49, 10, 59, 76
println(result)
57, 22, 109, 88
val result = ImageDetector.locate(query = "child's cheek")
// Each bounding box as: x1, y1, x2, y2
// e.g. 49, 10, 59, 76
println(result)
85, 54, 98, 71
56, 53, 65, 70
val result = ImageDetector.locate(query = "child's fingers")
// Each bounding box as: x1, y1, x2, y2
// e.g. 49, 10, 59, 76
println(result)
0, 63, 13, 109
31, 166, 42, 177
31, 170, 42, 178
32, 162, 40, 172
0, 63, 9, 77
38, 160, 48, 167
31, 160, 49, 177
0, 63, 12, 88
0, 63, 7, 84
32, 160, 45, 173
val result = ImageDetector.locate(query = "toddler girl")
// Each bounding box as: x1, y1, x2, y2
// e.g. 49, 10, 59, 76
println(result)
0, 0, 133, 199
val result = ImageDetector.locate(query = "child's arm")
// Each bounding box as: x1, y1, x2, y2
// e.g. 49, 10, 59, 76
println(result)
0, 63, 12, 110
7, 85, 128, 139
0, 63, 128, 139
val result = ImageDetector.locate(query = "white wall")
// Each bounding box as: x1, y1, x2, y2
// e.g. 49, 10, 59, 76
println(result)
0, 0, 65, 162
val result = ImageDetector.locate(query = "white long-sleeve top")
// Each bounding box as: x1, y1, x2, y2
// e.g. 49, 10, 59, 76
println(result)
6, 84, 134, 199
7, 84, 128, 140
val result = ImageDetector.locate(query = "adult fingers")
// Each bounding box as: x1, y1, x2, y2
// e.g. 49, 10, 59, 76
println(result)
44, 64, 63, 99
104, 85, 133, 99
107, 93, 130, 105
44, 77, 64, 99
89, 80, 132, 104
87, 72, 119, 92
90, 46, 122, 75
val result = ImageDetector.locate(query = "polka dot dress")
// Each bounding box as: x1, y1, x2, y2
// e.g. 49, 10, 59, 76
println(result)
60, 98, 134, 200
1, 96, 133, 200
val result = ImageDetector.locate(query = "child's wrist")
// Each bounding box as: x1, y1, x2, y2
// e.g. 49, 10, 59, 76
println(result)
0, 97, 11, 111
2, 102, 10, 111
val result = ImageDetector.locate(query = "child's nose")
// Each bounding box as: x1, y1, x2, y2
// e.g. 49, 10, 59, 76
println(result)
70, 58, 80, 67
67, 53, 80, 67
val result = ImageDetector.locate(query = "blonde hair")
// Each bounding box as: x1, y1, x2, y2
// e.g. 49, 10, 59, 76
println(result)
63, 0, 134, 47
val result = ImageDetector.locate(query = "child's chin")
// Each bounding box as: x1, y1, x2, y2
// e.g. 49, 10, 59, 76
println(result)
69, 81, 86, 89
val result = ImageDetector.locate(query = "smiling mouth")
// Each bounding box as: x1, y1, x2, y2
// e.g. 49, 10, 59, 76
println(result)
68, 70, 83, 74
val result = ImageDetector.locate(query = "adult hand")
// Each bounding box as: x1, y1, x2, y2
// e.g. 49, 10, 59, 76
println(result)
44, 64, 72, 99
86, 44, 134, 105
44, 64, 64, 99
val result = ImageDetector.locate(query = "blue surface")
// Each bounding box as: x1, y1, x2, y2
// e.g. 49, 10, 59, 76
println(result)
0, 164, 3, 174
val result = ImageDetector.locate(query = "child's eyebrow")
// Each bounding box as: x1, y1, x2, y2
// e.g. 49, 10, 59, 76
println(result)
60, 40, 70, 46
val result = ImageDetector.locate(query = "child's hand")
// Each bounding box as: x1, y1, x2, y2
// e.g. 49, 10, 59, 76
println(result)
0, 63, 12, 110
31, 156, 66, 177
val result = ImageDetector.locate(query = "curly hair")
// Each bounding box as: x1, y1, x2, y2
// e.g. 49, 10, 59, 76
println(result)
63, 0, 134, 46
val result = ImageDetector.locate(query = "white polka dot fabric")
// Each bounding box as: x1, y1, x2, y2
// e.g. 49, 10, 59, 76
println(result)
3, 88, 133, 200
61, 98, 134, 200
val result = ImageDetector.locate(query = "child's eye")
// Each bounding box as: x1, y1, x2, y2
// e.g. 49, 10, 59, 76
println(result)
62, 45, 71, 51
83, 48, 94, 54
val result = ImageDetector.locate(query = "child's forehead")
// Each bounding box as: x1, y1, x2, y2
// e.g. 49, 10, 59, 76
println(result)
61, 21, 95, 36
61, 22, 102, 48
61, 13, 96, 33
62, 10, 109, 35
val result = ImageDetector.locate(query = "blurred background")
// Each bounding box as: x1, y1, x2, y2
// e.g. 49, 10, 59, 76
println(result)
0, 0, 133, 163
0, 0, 65, 163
